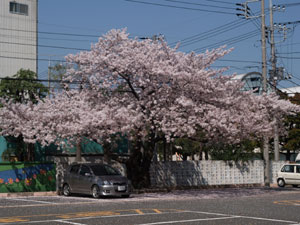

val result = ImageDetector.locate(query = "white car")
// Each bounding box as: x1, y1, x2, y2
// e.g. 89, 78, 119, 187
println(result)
277, 163, 300, 187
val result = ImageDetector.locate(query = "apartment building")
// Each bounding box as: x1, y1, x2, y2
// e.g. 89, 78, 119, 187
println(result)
0, 0, 37, 77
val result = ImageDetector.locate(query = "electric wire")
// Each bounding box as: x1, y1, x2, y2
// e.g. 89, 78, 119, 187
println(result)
0, 55, 66, 62
163, 0, 236, 10
0, 27, 101, 38
203, 0, 235, 5
193, 30, 260, 53
0, 33, 96, 43
124, 0, 237, 15
0, 41, 89, 51
176, 19, 251, 48
169, 8, 265, 49
169, 19, 250, 47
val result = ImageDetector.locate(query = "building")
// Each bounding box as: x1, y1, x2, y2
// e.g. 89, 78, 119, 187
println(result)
0, 0, 37, 78
279, 86, 300, 97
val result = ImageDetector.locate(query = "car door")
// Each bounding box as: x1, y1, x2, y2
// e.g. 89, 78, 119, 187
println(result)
296, 165, 300, 184
77, 165, 94, 193
282, 165, 296, 184
68, 165, 81, 193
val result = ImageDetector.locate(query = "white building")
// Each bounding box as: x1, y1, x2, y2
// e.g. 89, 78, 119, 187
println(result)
280, 86, 300, 97
0, 0, 37, 78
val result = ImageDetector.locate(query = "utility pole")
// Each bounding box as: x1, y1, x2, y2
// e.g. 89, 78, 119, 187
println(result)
269, 0, 280, 161
261, 0, 270, 187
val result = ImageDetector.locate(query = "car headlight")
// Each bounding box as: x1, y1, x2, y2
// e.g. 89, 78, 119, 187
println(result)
102, 180, 111, 185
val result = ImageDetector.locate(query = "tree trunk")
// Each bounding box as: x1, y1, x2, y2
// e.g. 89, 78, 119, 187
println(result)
75, 139, 82, 162
126, 140, 154, 189
27, 143, 35, 161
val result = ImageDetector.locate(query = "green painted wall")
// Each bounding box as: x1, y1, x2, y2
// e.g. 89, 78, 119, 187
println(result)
0, 137, 7, 163
0, 162, 55, 193
0, 136, 129, 162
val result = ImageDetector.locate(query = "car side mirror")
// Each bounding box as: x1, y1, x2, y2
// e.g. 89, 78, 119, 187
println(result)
85, 173, 91, 177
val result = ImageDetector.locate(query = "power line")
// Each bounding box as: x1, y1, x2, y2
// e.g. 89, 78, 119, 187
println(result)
277, 52, 300, 55
285, 78, 300, 87
169, 19, 250, 47
203, 0, 235, 5
0, 55, 66, 62
163, 0, 236, 10
0, 41, 89, 51
193, 30, 260, 52
218, 59, 262, 64
124, 0, 237, 15
278, 56, 300, 60
169, 8, 264, 49
0, 33, 96, 43
0, 27, 101, 38
284, 2, 300, 7
177, 20, 251, 48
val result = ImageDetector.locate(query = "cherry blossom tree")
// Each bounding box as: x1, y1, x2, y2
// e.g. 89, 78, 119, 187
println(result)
0, 29, 298, 187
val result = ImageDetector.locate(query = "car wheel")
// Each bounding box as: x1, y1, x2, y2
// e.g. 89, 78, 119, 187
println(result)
277, 179, 285, 187
92, 185, 100, 198
122, 194, 130, 198
292, 184, 298, 188
63, 184, 71, 196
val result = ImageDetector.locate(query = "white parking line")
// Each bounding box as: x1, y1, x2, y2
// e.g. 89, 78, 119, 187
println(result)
55, 220, 86, 225
0, 208, 298, 225
135, 216, 240, 225
8, 198, 53, 204
185, 210, 299, 224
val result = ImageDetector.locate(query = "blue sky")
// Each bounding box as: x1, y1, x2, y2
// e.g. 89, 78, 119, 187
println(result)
37, 0, 300, 89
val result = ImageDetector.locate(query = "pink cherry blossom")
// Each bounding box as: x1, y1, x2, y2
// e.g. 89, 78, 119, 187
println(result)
0, 29, 298, 153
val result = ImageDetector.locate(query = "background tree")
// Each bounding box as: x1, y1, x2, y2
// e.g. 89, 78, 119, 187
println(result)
0, 69, 48, 104
280, 93, 300, 160
48, 63, 67, 91
0, 69, 48, 161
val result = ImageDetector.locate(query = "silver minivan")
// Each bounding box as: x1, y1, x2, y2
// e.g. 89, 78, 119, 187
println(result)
62, 163, 131, 198
277, 163, 300, 187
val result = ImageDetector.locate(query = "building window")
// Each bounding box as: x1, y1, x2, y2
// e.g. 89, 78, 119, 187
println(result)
9, 2, 28, 15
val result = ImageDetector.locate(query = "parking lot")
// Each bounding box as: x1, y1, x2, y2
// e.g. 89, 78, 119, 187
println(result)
0, 187, 299, 225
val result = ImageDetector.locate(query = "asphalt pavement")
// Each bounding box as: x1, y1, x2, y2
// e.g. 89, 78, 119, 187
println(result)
0, 187, 299, 225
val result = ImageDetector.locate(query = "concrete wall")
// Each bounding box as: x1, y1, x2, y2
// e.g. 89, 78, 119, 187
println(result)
150, 160, 287, 187
0, 0, 37, 77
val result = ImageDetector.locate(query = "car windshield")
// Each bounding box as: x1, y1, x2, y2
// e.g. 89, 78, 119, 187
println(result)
90, 165, 121, 176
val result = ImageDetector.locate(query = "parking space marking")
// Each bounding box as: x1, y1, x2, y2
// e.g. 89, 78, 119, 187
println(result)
0, 209, 179, 224
54, 220, 86, 225
184, 210, 299, 224
135, 209, 144, 215
274, 200, 300, 206
0, 201, 98, 208
0, 210, 183, 225
0, 208, 298, 225
153, 209, 161, 214
136, 216, 240, 225
8, 198, 53, 204
0, 218, 29, 223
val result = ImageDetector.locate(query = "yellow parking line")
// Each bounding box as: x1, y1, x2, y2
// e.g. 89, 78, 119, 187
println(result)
0, 208, 180, 224
0, 218, 29, 223
153, 209, 162, 214
135, 209, 144, 214
274, 200, 300, 206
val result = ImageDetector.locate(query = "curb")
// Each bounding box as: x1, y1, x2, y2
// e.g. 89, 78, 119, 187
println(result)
0, 191, 57, 198
0, 184, 280, 198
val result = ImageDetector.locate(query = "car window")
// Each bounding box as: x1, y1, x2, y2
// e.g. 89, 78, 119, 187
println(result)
91, 165, 121, 176
296, 166, 300, 173
281, 165, 295, 173
70, 165, 80, 174
79, 165, 91, 176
